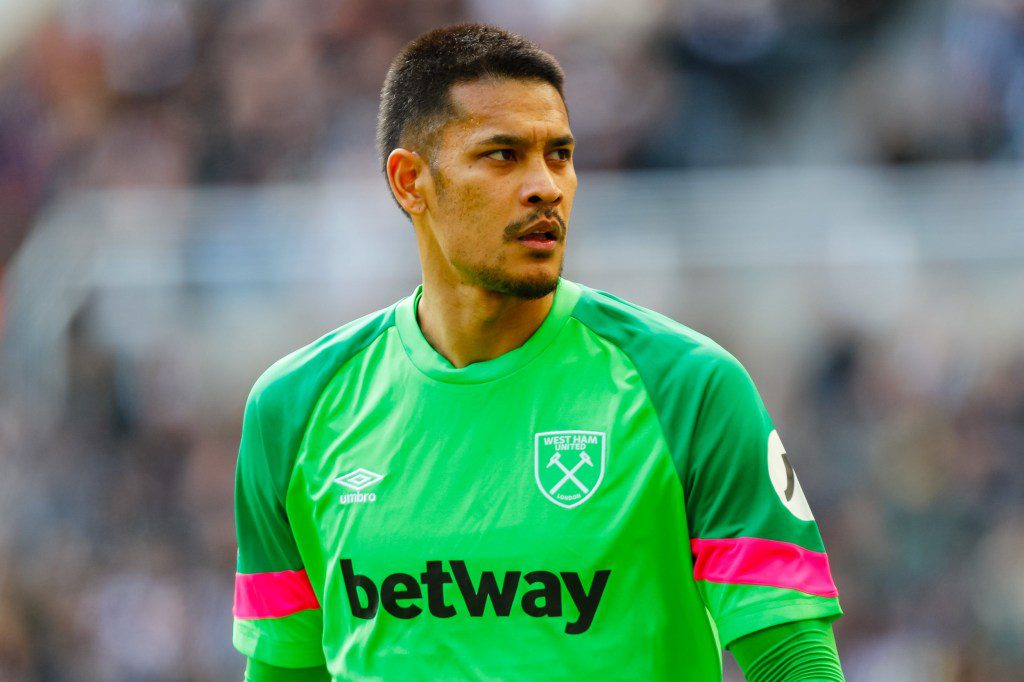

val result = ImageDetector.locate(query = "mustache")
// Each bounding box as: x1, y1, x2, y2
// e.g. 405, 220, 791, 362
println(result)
503, 209, 567, 242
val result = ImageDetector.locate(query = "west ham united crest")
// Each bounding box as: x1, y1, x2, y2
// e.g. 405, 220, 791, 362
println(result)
534, 431, 607, 509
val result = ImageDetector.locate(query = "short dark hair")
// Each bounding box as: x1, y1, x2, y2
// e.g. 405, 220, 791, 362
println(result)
376, 24, 566, 175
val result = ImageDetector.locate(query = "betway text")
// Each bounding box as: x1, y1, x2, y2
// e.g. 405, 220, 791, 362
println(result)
340, 559, 611, 635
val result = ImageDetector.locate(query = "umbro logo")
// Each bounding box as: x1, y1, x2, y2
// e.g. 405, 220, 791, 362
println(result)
335, 468, 384, 504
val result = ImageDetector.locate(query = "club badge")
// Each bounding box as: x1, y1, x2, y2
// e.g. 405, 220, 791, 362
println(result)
534, 430, 606, 509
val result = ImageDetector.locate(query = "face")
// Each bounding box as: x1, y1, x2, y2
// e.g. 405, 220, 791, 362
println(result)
417, 78, 577, 300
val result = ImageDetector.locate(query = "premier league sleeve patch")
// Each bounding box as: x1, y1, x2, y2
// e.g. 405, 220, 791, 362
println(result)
766, 429, 815, 521
534, 431, 607, 509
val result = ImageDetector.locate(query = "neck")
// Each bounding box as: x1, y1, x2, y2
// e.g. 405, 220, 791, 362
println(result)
416, 279, 556, 369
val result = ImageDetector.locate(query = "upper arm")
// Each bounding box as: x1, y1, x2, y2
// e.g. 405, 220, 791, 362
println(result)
682, 354, 842, 645
566, 291, 843, 648
233, 385, 325, 668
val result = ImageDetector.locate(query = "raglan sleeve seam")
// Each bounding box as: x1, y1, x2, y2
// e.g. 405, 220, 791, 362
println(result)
570, 319, 683, 474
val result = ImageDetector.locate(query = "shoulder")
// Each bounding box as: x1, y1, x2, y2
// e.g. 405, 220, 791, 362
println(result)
247, 302, 398, 414
569, 284, 769, 478
570, 283, 744, 384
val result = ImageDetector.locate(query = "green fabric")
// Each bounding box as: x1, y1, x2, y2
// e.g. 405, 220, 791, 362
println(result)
233, 278, 841, 679
571, 289, 825, 548
695, 582, 842, 646
571, 287, 842, 643
730, 618, 845, 681
235, 306, 396, 574
233, 306, 395, 666
244, 658, 331, 682
234, 612, 326, 668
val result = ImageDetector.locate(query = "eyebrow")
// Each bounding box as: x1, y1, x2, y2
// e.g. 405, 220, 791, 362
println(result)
473, 134, 575, 148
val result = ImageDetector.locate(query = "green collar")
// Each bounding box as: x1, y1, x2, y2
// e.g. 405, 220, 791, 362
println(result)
395, 278, 581, 384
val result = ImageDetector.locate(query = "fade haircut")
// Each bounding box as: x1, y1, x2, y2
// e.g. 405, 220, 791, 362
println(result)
376, 24, 566, 178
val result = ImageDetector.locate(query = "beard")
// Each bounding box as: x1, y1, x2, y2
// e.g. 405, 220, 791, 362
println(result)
462, 207, 566, 299
464, 259, 563, 300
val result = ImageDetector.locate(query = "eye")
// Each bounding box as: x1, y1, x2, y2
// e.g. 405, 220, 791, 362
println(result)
485, 149, 515, 161
548, 148, 572, 161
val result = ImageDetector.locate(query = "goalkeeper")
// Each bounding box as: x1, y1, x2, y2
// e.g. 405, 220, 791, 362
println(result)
232, 23, 844, 681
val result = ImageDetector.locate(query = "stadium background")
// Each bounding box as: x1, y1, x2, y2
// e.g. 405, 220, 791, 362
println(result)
1, 0, 1023, 680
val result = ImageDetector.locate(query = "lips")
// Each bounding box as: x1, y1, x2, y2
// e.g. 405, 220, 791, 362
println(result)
519, 229, 557, 243
517, 219, 561, 243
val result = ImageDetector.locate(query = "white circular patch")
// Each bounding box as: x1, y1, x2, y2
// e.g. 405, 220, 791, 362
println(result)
766, 430, 815, 521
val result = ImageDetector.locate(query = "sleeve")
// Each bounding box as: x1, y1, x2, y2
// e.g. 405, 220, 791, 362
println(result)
729, 618, 845, 681
233, 384, 326, 668
683, 353, 842, 647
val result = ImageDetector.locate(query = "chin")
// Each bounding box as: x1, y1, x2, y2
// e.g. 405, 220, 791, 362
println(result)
473, 265, 561, 300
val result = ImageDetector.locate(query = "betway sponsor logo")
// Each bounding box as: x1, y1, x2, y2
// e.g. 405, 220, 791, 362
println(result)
341, 559, 610, 635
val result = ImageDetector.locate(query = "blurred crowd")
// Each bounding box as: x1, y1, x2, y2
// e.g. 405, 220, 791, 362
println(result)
788, 325, 1024, 680
1, 0, 1024, 680
3, 0, 1024, 269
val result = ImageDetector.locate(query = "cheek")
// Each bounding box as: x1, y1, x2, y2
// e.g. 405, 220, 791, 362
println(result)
434, 185, 505, 261
562, 173, 578, 205
441, 183, 504, 233
562, 185, 576, 216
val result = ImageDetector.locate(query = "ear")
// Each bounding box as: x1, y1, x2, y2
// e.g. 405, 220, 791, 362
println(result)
387, 148, 428, 215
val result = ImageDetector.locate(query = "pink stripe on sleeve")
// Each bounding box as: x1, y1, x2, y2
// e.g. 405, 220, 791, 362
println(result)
233, 568, 321, 620
690, 537, 839, 598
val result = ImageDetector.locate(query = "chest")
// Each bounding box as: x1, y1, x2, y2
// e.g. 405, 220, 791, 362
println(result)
288, 361, 686, 578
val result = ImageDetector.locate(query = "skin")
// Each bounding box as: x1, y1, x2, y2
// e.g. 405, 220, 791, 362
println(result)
386, 77, 577, 368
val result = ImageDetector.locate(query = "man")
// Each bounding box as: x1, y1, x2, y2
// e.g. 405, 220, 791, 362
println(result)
232, 24, 844, 681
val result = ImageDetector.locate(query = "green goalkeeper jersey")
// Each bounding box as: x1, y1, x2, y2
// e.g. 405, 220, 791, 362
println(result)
233, 279, 841, 680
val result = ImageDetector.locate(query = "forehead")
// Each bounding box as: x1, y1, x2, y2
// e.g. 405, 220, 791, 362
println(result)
444, 78, 570, 143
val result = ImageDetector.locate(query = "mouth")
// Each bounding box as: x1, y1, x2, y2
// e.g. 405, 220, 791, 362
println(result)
516, 220, 561, 247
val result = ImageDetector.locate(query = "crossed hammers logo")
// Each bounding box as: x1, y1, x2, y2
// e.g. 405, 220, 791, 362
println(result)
546, 451, 594, 494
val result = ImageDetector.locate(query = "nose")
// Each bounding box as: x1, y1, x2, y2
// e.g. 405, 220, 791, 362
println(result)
519, 158, 562, 207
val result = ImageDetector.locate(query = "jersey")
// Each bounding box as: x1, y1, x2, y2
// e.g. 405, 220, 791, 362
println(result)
232, 278, 842, 680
